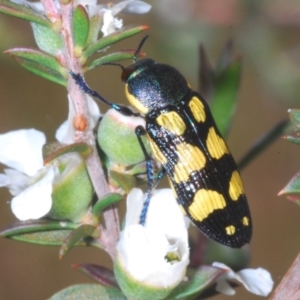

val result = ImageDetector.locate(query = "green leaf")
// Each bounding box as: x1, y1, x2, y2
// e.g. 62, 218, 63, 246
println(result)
209, 59, 241, 137
83, 24, 149, 59
86, 15, 102, 46
59, 224, 97, 258
289, 109, 300, 132
87, 50, 144, 70
72, 264, 119, 288
5, 47, 67, 85
284, 194, 300, 206
165, 266, 224, 300
31, 22, 63, 55
0, 219, 76, 237
0, 220, 80, 245
11, 229, 78, 245
282, 134, 300, 145
238, 119, 289, 170
72, 5, 90, 51
0, 0, 50, 27
110, 171, 136, 194
43, 142, 93, 164
92, 193, 123, 216
49, 283, 126, 300
279, 172, 300, 196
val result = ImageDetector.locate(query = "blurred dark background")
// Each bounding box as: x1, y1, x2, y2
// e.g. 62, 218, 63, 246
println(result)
1, 0, 300, 299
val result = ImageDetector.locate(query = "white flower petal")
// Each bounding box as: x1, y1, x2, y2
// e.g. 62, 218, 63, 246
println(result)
0, 173, 12, 187
0, 129, 45, 176
0, 168, 30, 196
126, 188, 145, 226
11, 167, 56, 220
55, 95, 76, 144
215, 277, 236, 295
117, 188, 189, 289
101, 9, 118, 36
213, 262, 274, 297
87, 94, 101, 127
122, 1, 151, 14
145, 189, 190, 236
237, 268, 274, 296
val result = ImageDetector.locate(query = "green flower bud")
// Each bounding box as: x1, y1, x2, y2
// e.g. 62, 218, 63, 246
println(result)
49, 152, 93, 222
97, 109, 151, 166
114, 257, 173, 300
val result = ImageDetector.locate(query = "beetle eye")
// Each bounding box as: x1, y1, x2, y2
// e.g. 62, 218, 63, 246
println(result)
121, 64, 137, 82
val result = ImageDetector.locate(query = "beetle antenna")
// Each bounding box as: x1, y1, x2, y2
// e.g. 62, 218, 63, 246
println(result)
133, 35, 149, 62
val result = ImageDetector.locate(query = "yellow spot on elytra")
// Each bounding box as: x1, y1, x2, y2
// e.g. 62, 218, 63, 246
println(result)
242, 216, 250, 226
173, 142, 206, 183
229, 171, 244, 201
125, 84, 149, 114
189, 97, 206, 123
156, 111, 186, 135
225, 225, 236, 235
206, 127, 229, 159
188, 189, 226, 222
148, 138, 168, 164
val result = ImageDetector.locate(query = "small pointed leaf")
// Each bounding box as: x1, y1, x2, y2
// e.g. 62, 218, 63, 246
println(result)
83, 24, 149, 59
110, 171, 136, 194
72, 264, 119, 288
59, 224, 97, 258
282, 134, 300, 145
43, 142, 93, 164
49, 283, 126, 300
285, 195, 300, 206
86, 15, 101, 46
288, 109, 300, 132
86, 50, 145, 70
0, 219, 76, 237
72, 5, 90, 52
210, 59, 241, 137
0, 0, 50, 26
238, 120, 289, 170
11, 229, 79, 245
92, 193, 123, 216
165, 265, 224, 300
279, 171, 300, 196
31, 23, 63, 55
5, 48, 67, 85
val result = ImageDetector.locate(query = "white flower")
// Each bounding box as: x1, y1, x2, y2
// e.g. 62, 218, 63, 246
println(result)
55, 94, 101, 144
0, 129, 57, 220
100, 1, 151, 36
11, 0, 151, 25
115, 188, 189, 299
213, 262, 274, 296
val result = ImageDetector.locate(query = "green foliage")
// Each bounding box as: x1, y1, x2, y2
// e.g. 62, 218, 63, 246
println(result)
5, 47, 67, 85
92, 193, 123, 216
280, 109, 300, 205
0, 0, 50, 26
59, 224, 98, 258
50, 284, 126, 300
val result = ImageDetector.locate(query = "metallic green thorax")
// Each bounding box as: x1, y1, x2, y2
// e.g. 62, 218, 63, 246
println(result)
122, 59, 190, 110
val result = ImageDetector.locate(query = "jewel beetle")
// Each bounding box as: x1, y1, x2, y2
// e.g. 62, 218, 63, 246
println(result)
71, 38, 252, 248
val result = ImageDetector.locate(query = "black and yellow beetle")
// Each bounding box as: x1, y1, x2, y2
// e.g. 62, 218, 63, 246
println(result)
71, 39, 252, 248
